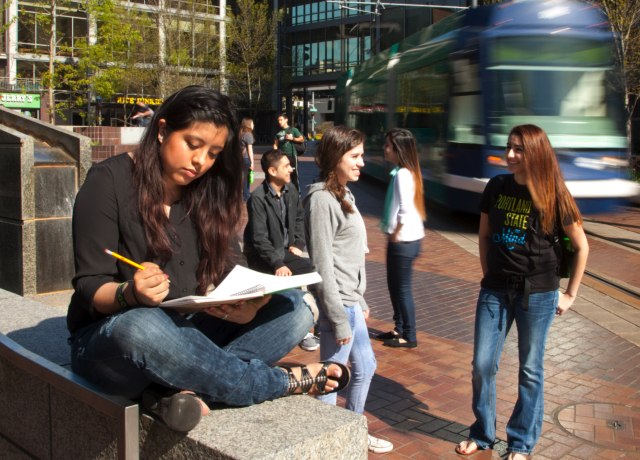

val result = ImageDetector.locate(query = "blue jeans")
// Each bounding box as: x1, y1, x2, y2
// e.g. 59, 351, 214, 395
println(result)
469, 288, 558, 454
243, 158, 252, 202
387, 239, 421, 342
316, 303, 376, 414
70, 290, 313, 407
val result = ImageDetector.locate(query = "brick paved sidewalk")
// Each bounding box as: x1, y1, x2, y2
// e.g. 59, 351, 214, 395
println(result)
244, 152, 640, 459
280, 219, 640, 459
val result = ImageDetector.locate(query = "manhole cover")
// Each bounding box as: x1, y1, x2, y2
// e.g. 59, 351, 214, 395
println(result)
553, 403, 640, 451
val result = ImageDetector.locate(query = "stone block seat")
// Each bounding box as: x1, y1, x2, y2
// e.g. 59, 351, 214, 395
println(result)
0, 288, 367, 460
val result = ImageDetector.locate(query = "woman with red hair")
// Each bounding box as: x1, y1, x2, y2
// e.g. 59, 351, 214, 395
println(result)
456, 125, 589, 459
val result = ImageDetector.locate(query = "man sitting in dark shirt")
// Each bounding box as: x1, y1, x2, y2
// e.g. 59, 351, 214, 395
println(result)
244, 149, 310, 275
243, 149, 318, 350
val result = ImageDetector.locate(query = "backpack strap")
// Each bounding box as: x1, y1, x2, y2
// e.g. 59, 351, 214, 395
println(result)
488, 175, 506, 210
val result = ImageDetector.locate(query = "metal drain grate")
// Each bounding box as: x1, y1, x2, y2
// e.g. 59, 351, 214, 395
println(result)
552, 403, 640, 452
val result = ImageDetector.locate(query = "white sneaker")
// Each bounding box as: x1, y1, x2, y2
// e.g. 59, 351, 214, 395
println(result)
368, 435, 393, 453
298, 332, 319, 351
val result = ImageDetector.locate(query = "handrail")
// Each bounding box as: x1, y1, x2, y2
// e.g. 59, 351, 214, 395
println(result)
0, 333, 139, 460
0, 77, 45, 92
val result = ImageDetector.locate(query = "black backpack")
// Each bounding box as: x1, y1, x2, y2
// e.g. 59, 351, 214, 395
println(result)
287, 127, 307, 155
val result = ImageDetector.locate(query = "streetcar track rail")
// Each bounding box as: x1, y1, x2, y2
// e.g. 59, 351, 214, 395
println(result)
583, 270, 640, 303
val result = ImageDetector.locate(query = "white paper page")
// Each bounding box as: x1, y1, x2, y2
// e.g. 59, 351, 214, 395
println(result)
263, 272, 323, 294
160, 265, 322, 309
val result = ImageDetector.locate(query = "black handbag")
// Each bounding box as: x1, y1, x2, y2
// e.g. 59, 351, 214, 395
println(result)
555, 208, 574, 279
287, 127, 307, 155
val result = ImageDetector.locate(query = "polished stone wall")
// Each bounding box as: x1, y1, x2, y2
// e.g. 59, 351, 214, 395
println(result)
0, 108, 91, 295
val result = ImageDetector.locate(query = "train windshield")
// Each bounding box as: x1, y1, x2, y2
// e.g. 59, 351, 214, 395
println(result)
486, 36, 626, 149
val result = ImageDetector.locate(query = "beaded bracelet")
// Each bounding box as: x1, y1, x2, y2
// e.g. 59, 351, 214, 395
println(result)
116, 282, 131, 310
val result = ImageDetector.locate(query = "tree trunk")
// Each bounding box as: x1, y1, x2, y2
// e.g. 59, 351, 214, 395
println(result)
49, 0, 56, 124
157, 0, 167, 97
247, 64, 252, 105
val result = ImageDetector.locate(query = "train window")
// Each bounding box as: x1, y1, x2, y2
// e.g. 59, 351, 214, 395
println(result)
395, 62, 450, 179
348, 84, 387, 142
395, 63, 449, 143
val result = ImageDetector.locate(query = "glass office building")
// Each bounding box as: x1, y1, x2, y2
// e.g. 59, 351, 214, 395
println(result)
278, 0, 469, 134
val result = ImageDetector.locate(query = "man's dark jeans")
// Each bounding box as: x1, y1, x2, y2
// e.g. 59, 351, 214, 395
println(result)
288, 155, 300, 193
386, 239, 421, 342
243, 158, 252, 202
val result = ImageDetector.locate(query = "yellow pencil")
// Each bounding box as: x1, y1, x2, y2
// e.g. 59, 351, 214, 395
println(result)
105, 249, 146, 270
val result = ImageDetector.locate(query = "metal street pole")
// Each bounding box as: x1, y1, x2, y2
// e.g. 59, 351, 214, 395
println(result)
311, 91, 315, 139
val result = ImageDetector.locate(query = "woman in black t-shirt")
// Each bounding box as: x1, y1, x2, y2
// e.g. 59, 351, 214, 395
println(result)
67, 86, 349, 433
456, 125, 588, 459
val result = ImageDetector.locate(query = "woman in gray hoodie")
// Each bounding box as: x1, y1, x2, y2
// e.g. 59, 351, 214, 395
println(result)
304, 126, 393, 454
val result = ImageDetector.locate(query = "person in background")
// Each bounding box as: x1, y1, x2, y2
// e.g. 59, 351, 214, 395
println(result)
243, 149, 319, 352
130, 101, 154, 127
239, 118, 255, 202
304, 125, 393, 454
375, 128, 426, 348
67, 86, 350, 433
456, 125, 589, 459
273, 113, 304, 192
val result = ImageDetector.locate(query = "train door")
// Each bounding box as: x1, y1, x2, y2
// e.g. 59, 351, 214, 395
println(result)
349, 81, 389, 181
444, 45, 487, 212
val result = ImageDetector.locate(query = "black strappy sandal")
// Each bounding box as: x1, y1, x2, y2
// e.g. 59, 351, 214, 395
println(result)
281, 361, 351, 396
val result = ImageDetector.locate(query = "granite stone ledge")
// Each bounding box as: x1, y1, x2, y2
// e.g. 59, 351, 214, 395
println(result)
0, 295, 69, 366
0, 434, 35, 460
139, 396, 368, 460
0, 295, 368, 460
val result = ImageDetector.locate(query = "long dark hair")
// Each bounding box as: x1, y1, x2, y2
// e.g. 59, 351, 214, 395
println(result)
132, 86, 243, 294
385, 128, 426, 221
510, 124, 582, 234
315, 125, 366, 214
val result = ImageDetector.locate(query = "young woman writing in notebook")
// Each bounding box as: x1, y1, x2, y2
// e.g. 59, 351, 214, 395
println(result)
67, 86, 349, 433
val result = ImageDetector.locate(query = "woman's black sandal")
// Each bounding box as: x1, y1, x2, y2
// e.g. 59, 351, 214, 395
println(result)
281, 361, 351, 396
142, 389, 203, 433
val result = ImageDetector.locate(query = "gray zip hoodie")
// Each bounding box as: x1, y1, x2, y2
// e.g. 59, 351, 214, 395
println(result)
304, 182, 369, 341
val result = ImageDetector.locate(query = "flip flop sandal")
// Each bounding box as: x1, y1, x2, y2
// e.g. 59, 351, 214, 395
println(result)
281, 361, 351, 396
508, 453, 532, 460
455, 439, 480, 456
142, 389, 203, 433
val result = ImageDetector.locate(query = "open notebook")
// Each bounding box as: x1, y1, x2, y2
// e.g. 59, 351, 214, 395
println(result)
160, 265, 322, 312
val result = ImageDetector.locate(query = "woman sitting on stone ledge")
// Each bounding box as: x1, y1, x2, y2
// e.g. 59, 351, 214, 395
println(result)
66, 86, 350, 433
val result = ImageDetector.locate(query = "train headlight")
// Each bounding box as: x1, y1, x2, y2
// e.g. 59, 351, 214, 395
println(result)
600, 157, 629, 167
487, 155, 507, 167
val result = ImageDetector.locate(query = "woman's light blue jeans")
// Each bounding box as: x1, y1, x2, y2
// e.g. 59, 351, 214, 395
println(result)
469, 288, 558, 455
70, 290, 313, 407
316, 303, 377, 414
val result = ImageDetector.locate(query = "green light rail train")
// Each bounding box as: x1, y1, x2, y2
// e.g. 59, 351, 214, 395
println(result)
334, 0, 639, 214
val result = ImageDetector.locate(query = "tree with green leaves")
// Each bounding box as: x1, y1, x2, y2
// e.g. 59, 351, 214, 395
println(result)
598, 0, 640, 138
19, 0, 90, 123
225, 0, 278, 119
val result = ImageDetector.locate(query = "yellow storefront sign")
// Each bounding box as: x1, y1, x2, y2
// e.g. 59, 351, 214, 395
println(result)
116, 97, 164, 106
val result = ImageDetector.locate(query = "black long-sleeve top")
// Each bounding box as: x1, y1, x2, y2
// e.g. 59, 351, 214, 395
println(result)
67, 153, 243, 333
